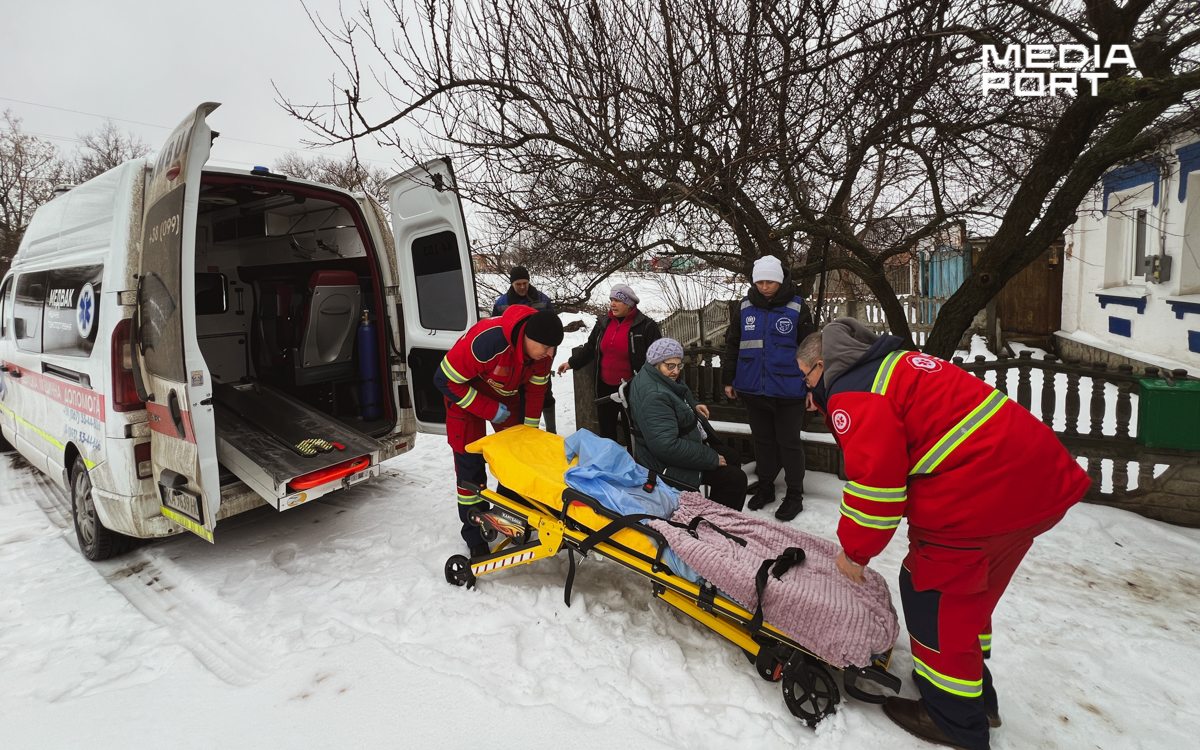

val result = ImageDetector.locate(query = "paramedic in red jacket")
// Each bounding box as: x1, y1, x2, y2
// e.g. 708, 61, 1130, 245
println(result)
797, 318, 1089, 750
434, 306, 564, 557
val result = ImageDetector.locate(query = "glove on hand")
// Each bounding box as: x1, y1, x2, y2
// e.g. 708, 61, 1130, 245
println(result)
491, 403, 511, 424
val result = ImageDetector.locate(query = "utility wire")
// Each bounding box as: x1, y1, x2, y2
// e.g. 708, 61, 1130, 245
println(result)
0, 95, 397, 166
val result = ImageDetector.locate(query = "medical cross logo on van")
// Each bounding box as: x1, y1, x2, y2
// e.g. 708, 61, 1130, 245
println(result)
77, 283, 96, 338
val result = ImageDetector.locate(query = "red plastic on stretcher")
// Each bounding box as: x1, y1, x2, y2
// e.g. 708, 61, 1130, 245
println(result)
288, 456, 371, 491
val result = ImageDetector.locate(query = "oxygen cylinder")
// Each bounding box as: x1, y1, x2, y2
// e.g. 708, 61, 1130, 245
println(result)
357, 310, 382, 421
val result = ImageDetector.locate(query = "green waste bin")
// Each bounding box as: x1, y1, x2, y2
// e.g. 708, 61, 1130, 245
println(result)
1137, 378, 1200, 451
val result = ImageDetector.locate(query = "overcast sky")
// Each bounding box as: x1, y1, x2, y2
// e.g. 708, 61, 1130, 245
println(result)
0, 0, 422, 173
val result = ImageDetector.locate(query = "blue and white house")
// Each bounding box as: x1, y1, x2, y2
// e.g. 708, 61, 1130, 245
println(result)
1060, 138, 1200, 373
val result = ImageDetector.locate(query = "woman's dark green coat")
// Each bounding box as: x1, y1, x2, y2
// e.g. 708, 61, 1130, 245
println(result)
628, 363, 719, 488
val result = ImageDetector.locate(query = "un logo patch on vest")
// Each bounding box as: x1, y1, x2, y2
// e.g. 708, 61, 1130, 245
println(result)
745, 315, 756, 330
775, 317, 794, 334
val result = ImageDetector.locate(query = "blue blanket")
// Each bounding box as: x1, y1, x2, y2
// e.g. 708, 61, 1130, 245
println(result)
563, 430, 701, 583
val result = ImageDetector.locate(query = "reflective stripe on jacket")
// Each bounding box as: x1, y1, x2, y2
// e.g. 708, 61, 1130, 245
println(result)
819, 339, 1089, 566
433, 305, 551, 426
730, 295, 811, 399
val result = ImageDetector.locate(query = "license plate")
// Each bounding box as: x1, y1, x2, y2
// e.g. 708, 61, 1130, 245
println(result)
163, 488, 200, 520
345, 469, 372, 487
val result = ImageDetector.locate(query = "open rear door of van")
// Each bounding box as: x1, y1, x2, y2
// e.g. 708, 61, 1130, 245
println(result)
386, 158, 478, 433
133, 103, 222, 542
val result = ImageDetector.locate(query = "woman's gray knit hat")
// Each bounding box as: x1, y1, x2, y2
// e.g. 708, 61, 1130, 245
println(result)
609, 283, 640, 306
646, 337, 685, 365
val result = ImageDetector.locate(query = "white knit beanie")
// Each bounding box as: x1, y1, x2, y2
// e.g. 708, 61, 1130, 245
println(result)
752, 256, 785, 284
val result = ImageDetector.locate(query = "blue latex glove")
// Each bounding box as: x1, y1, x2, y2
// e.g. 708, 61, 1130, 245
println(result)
491, 403, 511, 424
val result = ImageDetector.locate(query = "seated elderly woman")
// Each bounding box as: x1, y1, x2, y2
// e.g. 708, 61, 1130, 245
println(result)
628, 338, 748, 511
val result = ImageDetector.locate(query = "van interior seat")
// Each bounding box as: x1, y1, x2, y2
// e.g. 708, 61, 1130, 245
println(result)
299, 270, 361, 368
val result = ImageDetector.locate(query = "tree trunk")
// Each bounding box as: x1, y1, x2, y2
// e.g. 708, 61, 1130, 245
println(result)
858, 266, 914, 348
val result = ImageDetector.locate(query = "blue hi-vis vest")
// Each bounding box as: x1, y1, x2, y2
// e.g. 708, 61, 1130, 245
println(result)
732, 296, 808, 399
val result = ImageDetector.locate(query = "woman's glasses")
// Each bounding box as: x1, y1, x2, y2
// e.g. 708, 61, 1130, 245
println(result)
661, 362, 684, 372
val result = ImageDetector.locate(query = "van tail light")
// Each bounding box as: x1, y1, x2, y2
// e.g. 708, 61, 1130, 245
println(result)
135, 441, 152, 479
112, 318, 145, 412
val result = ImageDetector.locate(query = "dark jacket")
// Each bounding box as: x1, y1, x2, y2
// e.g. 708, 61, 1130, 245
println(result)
628, 363, 719, 487
721, 273, 815, 400
568, 309, 662, 395
492, 285, 554, 317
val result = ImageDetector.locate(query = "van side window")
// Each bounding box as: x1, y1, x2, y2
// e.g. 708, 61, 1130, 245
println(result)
0, 276, 12, 338
15, 272, 48, 353
411, 230, 467, 331
43, 265, 103, 357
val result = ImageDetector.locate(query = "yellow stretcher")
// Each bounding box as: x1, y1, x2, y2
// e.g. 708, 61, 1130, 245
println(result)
446, 426, 901, 726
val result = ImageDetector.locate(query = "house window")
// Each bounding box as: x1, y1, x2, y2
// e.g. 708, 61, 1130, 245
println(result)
1131, 208, 1148, 280
1102, 188, 1153, 288
1182, 172, 1200, 295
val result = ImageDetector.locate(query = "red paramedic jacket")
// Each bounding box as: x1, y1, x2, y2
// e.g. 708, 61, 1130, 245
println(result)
815, 337, 1090, 567
433, 304, 552, 426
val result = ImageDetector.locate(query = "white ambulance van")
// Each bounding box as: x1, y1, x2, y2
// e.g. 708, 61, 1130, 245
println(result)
0, 103, 478, 559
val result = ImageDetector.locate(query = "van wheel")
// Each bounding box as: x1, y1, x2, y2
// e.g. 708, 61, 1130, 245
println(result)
71, 457, 134, 561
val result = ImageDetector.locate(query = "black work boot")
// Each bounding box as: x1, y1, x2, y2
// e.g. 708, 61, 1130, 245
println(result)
909, 669, 1001, 729
747, 484, 776, 511
469, 543, 491, 558
775, 489, 804, 521
883, 697, 987, 750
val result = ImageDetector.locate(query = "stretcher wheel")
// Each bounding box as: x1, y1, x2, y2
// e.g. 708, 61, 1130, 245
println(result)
444, 555, 476, 588
478, 526, 498, 542
755, 649, 784, 682
781, 660, 840, 726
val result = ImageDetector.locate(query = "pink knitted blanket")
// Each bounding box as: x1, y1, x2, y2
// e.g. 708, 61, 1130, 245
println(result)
647, 493, 899, 668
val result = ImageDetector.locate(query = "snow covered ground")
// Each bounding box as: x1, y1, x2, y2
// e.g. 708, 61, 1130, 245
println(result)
4, 318, 1200, 749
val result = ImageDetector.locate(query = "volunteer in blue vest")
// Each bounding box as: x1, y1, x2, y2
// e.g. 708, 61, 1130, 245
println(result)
721, 255, 816, 521
492, 266, 557, 433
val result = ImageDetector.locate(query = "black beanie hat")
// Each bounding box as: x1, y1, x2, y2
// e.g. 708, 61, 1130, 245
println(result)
523, 310, 564, 347
510, 265, 530, 282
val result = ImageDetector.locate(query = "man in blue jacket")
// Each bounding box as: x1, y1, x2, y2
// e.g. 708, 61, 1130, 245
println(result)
721, 255, 815, 521
492, 266, 557, 432
492, 266, 554, 315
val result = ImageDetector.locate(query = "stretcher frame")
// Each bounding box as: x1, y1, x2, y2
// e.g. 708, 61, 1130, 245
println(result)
444, 480, 902, 726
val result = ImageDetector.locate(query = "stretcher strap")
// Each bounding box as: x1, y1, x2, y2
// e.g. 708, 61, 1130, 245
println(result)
685, 516, 748, 547
566, 514, 659, 608
748, 547, 807, 634
564, 548, 576, 607
576, 513, 661, 557
642, 471, 658, 494
575, 513, 745, 559
567, 511, 748, 608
